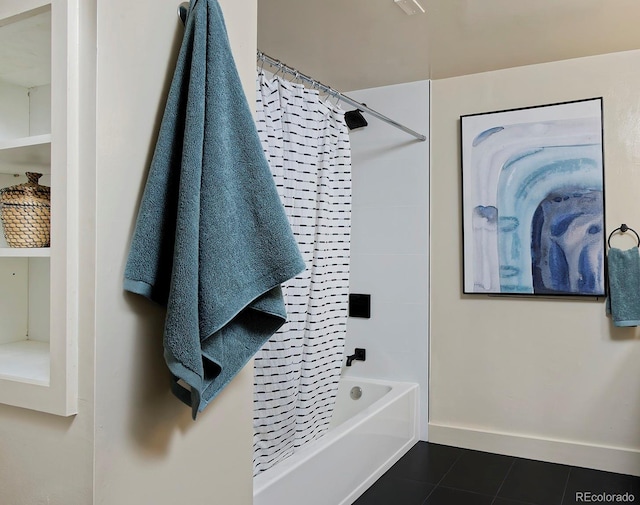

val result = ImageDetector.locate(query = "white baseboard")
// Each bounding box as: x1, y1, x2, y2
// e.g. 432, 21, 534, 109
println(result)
429, 422, 640, 477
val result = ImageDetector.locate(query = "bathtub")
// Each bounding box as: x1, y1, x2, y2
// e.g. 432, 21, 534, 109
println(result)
253, 377, 419, 505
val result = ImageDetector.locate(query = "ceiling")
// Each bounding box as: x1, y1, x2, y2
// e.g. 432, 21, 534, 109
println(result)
258, 0, 640, 92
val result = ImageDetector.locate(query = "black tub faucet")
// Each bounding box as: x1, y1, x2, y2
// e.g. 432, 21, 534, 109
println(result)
346, 348, 366, 367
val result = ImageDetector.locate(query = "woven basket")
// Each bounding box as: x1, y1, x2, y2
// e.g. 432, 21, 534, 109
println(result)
0, 172, 51, 248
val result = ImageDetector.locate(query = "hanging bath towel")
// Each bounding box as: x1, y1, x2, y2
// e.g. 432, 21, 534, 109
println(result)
123, 0, 305, 419
606, 247, 640, 327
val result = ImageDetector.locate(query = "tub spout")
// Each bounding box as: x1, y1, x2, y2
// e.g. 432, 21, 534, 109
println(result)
346, 348, 366, 366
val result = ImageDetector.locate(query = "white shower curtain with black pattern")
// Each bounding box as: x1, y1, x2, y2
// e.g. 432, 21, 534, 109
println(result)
253, 72, 352, 476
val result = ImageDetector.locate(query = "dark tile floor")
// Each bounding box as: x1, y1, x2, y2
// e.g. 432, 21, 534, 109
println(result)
353, 442, 640, 505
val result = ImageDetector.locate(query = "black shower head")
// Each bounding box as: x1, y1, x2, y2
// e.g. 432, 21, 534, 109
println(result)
344, 109, 368, 130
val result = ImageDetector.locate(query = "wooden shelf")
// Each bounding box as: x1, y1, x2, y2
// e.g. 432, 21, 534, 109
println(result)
0, 340, 49, 386
0, 247, 50, 257
0, 134, 51, 174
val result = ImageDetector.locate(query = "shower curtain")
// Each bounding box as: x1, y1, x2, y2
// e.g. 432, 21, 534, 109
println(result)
253, 72, 352, 475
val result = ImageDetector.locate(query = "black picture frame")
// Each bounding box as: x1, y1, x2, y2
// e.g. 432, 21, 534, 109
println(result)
460, 97, 606, 297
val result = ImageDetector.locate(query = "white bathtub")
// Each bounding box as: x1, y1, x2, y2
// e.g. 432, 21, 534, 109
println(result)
253, 377, 419, 505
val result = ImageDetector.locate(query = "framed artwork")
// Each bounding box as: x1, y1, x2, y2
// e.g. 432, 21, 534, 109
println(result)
460, 98, 605, 296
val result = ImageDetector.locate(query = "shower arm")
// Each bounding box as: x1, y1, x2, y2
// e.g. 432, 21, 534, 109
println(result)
177, 2, 427, 142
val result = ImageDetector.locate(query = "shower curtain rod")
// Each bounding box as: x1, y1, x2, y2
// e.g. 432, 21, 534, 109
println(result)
177, 2, 426, 141
257, 52, 427, 142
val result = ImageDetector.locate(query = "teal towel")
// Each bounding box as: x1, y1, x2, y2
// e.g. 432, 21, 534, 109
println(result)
606, 247, 640, 327
123, 0, 305, 418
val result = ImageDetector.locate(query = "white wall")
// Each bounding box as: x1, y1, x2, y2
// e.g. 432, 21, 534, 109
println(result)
431, 49, 640, 476
342, 81, 430, 440
92, 0, 256, 504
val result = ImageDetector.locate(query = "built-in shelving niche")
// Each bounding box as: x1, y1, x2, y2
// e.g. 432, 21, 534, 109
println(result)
0, 4, 56, 405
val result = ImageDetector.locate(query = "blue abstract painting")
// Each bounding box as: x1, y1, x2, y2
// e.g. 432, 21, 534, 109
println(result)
461, 98, 605, 296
